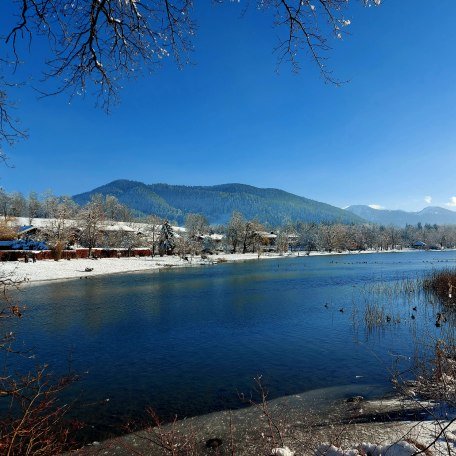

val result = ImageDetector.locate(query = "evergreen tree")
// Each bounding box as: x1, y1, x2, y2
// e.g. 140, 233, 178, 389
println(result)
159, 220, 175, 256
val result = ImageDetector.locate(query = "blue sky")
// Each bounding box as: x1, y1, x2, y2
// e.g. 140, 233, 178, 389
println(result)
1, 1, 456, 211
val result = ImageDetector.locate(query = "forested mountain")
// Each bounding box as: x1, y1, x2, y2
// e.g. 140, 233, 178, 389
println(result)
346, 205, 456, 227
73, 180, 363, 226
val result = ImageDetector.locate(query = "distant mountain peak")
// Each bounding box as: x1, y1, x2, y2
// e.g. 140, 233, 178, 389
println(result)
346, 204, 456, 227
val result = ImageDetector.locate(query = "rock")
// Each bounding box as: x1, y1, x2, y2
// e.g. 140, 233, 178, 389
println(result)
346, 396, 365, 403
205, 438, 223, 449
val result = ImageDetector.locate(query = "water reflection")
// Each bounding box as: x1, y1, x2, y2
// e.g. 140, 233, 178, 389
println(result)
6, 251, 456, 439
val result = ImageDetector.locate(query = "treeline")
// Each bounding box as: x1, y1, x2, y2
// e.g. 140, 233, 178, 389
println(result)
224, 218, 456, 254
0, 189, 133, 222
3, 190, 456, 256
290, 222, 456, 252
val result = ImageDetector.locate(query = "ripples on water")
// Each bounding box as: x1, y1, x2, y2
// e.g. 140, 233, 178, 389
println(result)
5, 251, 456, 439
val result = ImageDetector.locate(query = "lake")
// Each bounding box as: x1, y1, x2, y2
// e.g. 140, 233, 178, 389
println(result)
6, 251, 456, 439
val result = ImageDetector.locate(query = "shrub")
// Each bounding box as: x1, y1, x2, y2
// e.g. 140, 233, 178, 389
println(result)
423, 269, 456, 307
51, 241, 64, 261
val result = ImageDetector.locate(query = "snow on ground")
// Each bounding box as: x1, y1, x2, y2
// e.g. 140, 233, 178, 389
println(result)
315, 419, 456, 456
315, 441, 420, 456
0, 248, 434, 285
0, 252, 290, 284
75, 393, 456, 455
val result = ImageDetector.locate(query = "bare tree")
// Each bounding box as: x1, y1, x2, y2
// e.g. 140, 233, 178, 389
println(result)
0, 75, 27, 163
112, 228, 140, 255
276, 231, 289, 255
0, 1, 381, 156
42, 190, 59, 219
144, 215, 162, 257
241, 220, 264, 254
319, 224, 337, 252
78, 194, 106, 256
266, 0, 380, 81
0, 188, 12, 220
184, 213, 209, 255
225, 213, 265, 254
185, 213, 209, 239
103, 195, 132, 222
226, 211, 245, 253
9, 192, 26, 217
45, 197, 78, 260
174, 234, 193, 259
27, 192, 41, 224
296, 222, 320, 254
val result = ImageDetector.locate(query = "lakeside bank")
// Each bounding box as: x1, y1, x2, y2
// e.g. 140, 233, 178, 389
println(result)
72, 386, 456, 456
8, 252, 455, 456
1, 248, 430, 284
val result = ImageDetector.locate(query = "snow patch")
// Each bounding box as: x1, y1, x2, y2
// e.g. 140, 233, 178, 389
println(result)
315, 441, 419, 456
271, 447, 295, 456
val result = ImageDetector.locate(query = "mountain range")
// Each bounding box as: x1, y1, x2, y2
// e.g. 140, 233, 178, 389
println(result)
346, 205, 456, 227
73, 180, 456, 227
73, 180, 363, 226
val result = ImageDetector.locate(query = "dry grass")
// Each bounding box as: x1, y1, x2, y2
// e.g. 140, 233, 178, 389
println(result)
423, 269, 456, 307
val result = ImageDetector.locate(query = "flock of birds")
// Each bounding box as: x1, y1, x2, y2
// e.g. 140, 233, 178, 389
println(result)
323, 303, 349, 314
329, 259, 456, 266
323, 302, 448, 327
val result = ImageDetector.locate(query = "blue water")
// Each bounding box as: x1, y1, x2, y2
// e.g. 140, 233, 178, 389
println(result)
5, 251, 456, 438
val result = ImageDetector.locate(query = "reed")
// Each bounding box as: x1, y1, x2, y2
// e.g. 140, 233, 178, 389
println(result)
423, 269, 456, 307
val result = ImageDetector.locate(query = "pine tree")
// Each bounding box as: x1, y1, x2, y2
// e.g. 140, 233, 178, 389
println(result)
159, 220, 175, 256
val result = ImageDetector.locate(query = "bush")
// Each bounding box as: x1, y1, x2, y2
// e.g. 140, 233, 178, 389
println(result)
423, 269, 456, 306
51, 241, 64, 261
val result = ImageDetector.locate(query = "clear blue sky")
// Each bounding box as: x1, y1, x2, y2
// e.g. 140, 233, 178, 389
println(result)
1, 1, 456, 211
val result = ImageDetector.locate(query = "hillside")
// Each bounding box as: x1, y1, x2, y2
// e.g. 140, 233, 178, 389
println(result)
73, 180, 363, 226
346, 205, 456, 227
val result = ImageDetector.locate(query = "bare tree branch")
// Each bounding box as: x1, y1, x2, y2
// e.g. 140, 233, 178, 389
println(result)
0, 0, 381, 155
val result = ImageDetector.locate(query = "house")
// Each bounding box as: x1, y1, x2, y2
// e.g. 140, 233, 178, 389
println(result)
412, 241, 427, 249
0, 239, 48, 250
198, 233, 224, 252
0, 241, 16, 250
256, 231, 277, 251
17, 225, 40, 238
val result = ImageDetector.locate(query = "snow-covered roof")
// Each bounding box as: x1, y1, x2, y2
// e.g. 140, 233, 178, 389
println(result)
257, 231, 277, 239
12, 217, 188, 236
209, 233, 224, 241
200, 233, 224, 241
17, 225, 36, 235
99, 224, 137, 233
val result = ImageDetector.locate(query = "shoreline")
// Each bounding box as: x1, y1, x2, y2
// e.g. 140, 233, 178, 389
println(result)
73, 387, 455, 455
4, 252, 292, 285
9, 247, 456, 454
1, 247, 444, 286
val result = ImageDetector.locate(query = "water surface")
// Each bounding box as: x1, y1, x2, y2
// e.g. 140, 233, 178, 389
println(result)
6, 251, 456, 438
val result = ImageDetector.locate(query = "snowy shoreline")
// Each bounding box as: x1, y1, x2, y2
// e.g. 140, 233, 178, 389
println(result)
3, 252, 287, 284
1, 248, 429, 285
74, 388, 456, 455
9, 248, 455, 454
